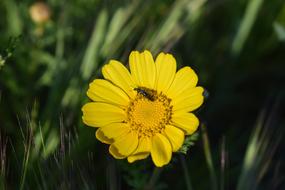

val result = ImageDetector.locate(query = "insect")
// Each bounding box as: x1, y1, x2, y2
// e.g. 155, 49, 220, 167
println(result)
134, 87, 155, 101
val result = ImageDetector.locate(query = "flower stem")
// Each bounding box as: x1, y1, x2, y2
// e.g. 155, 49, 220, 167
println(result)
180, 155, 193, 190
201, 124, 218, 190
144, 167, 162, 190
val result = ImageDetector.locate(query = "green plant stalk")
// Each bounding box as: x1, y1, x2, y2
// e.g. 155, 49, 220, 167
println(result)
180, 155, 193, 190
201, 124, 218, 190
237, 106, 282, 190
19, 140, 31, 190
0, 55, 4, 69
220, 137, 226, 190
3, 0, 23, 35
237, 111, 264, 190
39, 125, 46, 156
144, 167, 162, 190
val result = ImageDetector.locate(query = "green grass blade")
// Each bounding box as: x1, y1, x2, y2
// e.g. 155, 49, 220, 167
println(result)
201, 124, 218, 190
101, 1, 140, 57
273, 22, 285, 41
231, 0, 264, 56
237, 111, 264, 190
80, 9, 108, 80
237, 107, 282, 190
180, 155, 193, 190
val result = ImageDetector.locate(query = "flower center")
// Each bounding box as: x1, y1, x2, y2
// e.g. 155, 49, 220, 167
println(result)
126, 87, 172, 138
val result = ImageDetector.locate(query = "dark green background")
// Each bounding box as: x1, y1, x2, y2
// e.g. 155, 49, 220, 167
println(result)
0, 0, 284, 189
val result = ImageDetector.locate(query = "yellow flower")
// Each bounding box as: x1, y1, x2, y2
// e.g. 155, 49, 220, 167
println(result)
82, 50, 204, 167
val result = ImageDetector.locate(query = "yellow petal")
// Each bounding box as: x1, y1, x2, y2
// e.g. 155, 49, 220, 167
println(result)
172, 87, 204, 112
113, 131, 138, 156
133, 137, 151, 154
164, 125, 185, 152
95, 129, 113, 144
166, 66, 198, 99
129, 50, 156, 89
82, 102, 126, 127
155, 53, 176, 93
150, 133, 172, 167
109, 144, 126, 159
96, 123, 130, 144
102, 60, 136, 98
126, 137, 151, 163
171, 112, 199, 135
127, 153, 149, 163
87, 79, 129, 107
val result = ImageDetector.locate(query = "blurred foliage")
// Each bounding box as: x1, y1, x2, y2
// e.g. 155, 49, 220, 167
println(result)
0, 0, 285, 189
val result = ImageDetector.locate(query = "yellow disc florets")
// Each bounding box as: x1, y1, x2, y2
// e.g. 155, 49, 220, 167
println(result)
126, 87, 172, 138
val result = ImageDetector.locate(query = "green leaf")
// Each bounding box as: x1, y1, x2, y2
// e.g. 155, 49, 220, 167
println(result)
178, 132, 199, 154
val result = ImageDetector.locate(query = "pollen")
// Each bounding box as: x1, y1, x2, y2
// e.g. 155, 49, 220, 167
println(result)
126, 88, 172, 138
